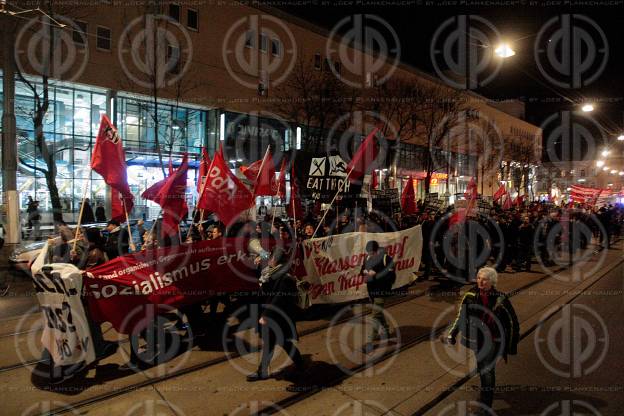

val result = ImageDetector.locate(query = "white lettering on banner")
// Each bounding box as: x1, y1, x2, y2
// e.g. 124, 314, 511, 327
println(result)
302, 226, 423, 304
32, 263, 96, 367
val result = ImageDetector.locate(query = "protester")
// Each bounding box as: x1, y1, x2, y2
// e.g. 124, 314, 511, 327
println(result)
80, 198, 96, 224
361, 240, 395, 354
247, 247, 305, 381
443, 267, 519, 412
104, 220, 129, 259
26, 196, 41, 240
95, 201, 107, 222
70, 228, 108, 269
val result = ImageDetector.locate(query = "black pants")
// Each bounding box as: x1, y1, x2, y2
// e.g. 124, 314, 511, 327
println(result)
259, 326, 303, 375
475, 342, 502, 408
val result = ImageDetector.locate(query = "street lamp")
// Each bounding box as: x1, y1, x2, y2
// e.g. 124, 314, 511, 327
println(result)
494, 43, 515, 58
601, 149, 610, 157
618, 135, 624, 141
596, 160, 605, 167
581, 104, 594, 112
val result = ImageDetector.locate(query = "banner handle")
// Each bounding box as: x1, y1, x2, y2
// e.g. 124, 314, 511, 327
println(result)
123, 198, 136, 252
312, 166, 354, 239
72, 181, 91, 251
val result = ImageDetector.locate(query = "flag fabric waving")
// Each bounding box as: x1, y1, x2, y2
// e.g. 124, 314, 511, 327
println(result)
240, 159, 263, 181
253, 149, 276, 196
347, 127, 380, 182
370, 170, 379, 190
288, 162, 303, 220
142, 154, 189, 237
401, 176, 417, 215
197, 147, 254, 225
493, 184, 506, 202
502, 193, 513, 210
91, 115, 134, 221
197, 148, 211, 193
276, 158, 287, 198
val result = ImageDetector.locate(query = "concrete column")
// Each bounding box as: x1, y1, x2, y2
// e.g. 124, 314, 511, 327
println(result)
2, 19, 21, 244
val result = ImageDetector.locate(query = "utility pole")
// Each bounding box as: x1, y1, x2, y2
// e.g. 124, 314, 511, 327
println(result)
2, 16, 20, 245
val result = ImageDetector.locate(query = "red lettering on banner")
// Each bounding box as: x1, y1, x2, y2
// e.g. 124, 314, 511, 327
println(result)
338, 272, 366, 291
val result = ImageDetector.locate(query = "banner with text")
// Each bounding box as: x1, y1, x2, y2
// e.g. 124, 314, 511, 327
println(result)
301, 226, 422, 304
85, 239, 260, 334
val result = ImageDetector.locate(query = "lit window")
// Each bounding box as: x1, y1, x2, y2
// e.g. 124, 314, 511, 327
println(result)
187, 8, 198, 30
96, 26, 111, 50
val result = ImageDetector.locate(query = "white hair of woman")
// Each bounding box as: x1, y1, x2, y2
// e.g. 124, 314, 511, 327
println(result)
477, 267, 498, 288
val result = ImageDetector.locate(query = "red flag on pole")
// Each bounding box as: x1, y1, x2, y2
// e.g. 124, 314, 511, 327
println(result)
239, 159, 263, 181
197, 148, 211, 192
254, 150, 276, 196
502, 193, 513, 210
515, 194, 524, 207
142, 155, 189, 237
493, 183, 506, 202
287, 162, 303, 219
197, 147, 254, 225
401, 176, 417, 215
347, 127, 380, 182
370, 170, 379, 190
91, 115, 134, 221
276, 158, 287, 198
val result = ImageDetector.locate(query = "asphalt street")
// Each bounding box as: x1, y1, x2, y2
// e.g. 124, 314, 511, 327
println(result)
426, 258, 624, 416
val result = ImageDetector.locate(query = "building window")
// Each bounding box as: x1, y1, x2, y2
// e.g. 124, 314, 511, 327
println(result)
96, 26, 111, 50
169, 4, 180, 22
73, 20, 87, 45
580, 169, 586, 177
271, 38, 281, 57
314, 53, 321, 70
245, 30, 255, 48
259, 33, 268, 52
324, 58, 333, 72
167, 44, 181, 74
187, 8, 198, 30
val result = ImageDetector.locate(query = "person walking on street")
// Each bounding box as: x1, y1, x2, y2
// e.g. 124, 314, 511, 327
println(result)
95, 201, 107, 223
361, 240, 396, 354
80, 198, 96, 224
443, 267, 519, 414
26, 196, 41, 240
247, 247, 305, 381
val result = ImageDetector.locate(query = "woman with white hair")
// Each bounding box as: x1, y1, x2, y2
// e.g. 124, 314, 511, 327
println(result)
443, 267, 519, 413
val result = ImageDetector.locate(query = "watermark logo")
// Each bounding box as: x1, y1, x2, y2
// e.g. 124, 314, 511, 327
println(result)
230, 400, 292, 415
326, 14, 400, 88
124, 400, 186, 416
534, 304, 608, 378
431, 304, 505, 377
15, 15, 89, 82
429, 212, 504, 284
223, 304, 297, 377
540, 400, 602, 416
535, 14, 608, 89
332, 400, 391, 416
20, 401, 80, 416
118, 303, 193, 377
533, 213, 608, 282
325, 304, 401, 377
118, 14, 193, 89
222, 15, 297, 90
436, 400, 498, 416
540, 111, 601, 165
431, 15, 504, 90
326, 111, 395, 187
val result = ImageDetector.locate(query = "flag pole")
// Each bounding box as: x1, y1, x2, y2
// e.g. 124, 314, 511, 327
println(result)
270, 171, 283, 231
312, 166, 354, 239
72, 181, 91, 251
123, 198, 136, 252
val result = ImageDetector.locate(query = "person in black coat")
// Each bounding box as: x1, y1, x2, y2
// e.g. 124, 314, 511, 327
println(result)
104, 220, 129, 259
247, 247, 305, 381
95, 201, 107, 223
80, 198, 96, 224
443, 267, 519, 411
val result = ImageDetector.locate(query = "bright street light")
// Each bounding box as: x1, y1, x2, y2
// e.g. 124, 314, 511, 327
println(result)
582, 104, 594, 112
596, 160, 605, 167
611, 170, 617, 174
618, 135, 624, 141
601, 149, 610, 157
494, 43, 515, 58
603, 167, 609, 171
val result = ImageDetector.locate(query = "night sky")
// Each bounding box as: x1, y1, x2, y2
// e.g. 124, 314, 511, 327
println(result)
275, 2, 624, 159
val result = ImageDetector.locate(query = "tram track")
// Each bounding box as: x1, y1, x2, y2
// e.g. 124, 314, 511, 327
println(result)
1, 240, 605, 416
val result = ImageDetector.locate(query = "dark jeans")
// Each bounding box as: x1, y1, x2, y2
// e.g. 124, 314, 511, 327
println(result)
259, 325, 303, 375
475, 341, 502, 408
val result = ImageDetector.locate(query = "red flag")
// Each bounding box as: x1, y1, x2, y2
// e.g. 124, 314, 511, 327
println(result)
464, 177, 477, 200
401, 176, 417, 215
515, 194, 524, 207
142, 155, 189, 237
347, 127, 380, 181
288, 162, 303, 219
493, 184, 506, 202
370, 170, 379, 190
197, 147, 254, 225
240, 159, 262, 181
197, 148, 211, 193
91, 115, 134, 219
502, 193, 513, 210
254, 149, 276, 196
276, 158, 287, 198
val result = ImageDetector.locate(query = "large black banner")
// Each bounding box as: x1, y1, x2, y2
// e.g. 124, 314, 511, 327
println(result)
371, 189, 401, 216
294, 152, 362, 202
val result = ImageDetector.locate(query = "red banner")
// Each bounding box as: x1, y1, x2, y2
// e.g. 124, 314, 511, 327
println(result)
84, 239, 261, 334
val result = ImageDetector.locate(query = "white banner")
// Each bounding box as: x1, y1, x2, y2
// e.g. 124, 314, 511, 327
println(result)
302, 226, 423, 304
32, 263, 96, 367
